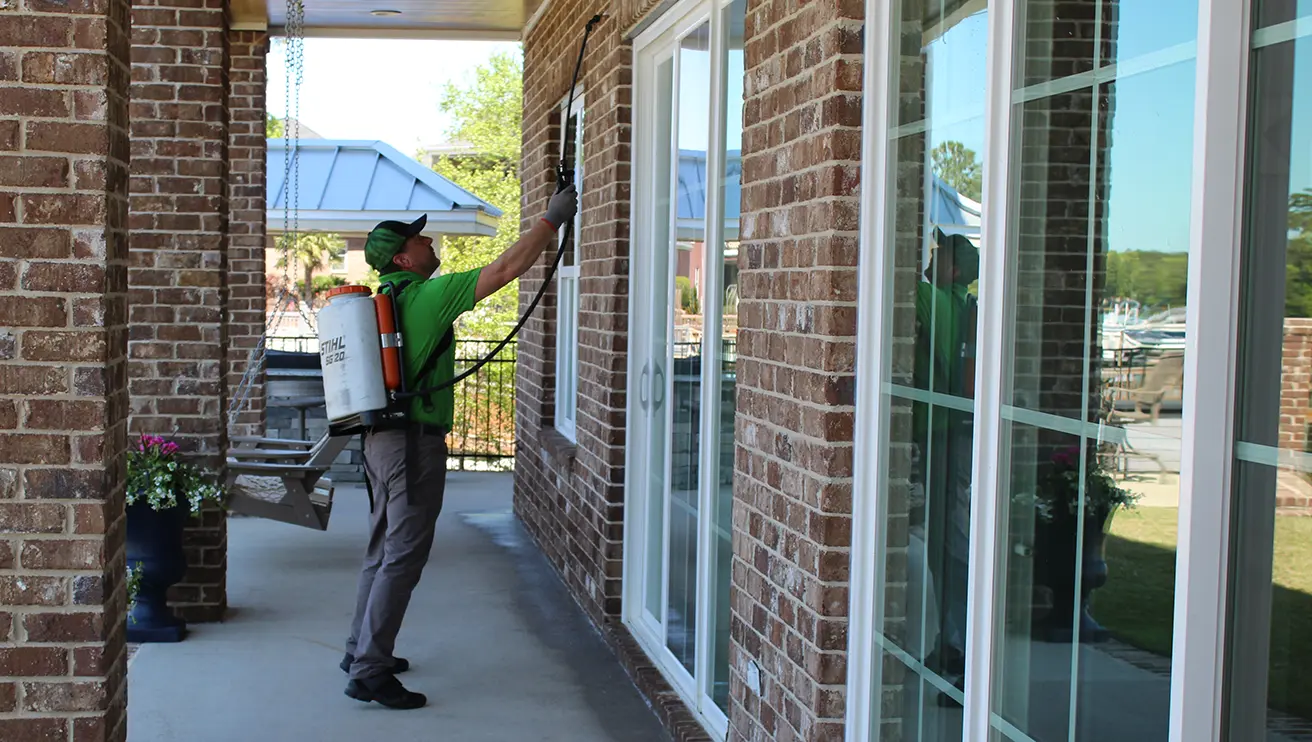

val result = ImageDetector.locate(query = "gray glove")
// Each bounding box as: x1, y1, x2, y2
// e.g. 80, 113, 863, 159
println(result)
545, 184, 579, 229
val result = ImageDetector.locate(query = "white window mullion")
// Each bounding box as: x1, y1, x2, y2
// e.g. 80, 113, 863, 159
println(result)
965, 0, 1019, 738
694, 1, 727, 730
1169, 0, 1252, 739
844, 0, 899, 735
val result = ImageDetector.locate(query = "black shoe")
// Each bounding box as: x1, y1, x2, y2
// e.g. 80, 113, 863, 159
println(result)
345, 674, 427, 710
341, 653, 410, 674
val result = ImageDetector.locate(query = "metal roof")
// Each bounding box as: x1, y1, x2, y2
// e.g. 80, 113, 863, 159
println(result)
267, 139, 502, 236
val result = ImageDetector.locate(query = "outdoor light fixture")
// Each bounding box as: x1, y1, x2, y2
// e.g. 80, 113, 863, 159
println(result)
369, 9, 401, 16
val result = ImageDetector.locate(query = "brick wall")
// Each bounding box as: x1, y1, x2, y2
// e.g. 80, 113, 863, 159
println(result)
1278, 318, 1312, 510
516, 0, 632, 627
0, 0, 134, 736
518, 1, 722, 739
127, 0, 230, 622
226, 31, 267, 440
731, 2, 864, 740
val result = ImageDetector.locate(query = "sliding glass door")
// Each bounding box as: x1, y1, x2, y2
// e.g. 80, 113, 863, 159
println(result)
847, 0, 1285, 739
625, 0, 745, 735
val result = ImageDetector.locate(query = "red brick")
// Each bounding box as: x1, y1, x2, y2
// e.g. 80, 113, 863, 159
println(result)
0, 434, 70, 464
24, 468, 106, 500
22, 331, 106, 362
0, 719, 66, 742
0, 365, 68, 395
0, 612, 10, 640
0, 226, 73, 258
0, 295, 68, 327
70, 502, 108, 536
23, 400, 105, 431
0, 576, 65, 606
0, 502, 66, 533
21, 193, 108, 225
73, 646, 107, 676
0, 89, 72, 124
0, 16, 73, 47
21, 51, 108, 86
24, 611, 103, 642
21, 539, 101, 570
0, 682, 14, 712
21, 681, 106, 713
0, 647, 68, 676
22, 262, 105, 293
26, 121, 109, 156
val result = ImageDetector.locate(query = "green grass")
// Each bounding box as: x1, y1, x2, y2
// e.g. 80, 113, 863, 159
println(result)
1093, 507, 1312, 720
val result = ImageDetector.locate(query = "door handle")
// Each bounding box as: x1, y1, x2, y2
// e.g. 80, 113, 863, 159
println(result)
652, 364, 665, 408
639, 362, 650, 411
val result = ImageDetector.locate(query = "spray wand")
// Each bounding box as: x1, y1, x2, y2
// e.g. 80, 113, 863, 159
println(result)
395, 12, 604, 400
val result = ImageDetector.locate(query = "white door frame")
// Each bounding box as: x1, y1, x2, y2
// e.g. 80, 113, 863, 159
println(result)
622, 0, 737, 736
844, 0, 1256, 738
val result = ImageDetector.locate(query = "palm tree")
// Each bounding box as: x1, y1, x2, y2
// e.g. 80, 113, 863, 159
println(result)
275, 232, 345, 303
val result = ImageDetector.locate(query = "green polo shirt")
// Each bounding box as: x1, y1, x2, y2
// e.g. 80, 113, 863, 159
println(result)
380, 268, 482, 429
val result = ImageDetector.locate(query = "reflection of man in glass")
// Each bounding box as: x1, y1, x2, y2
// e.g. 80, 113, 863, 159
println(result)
912, 228, 978, 687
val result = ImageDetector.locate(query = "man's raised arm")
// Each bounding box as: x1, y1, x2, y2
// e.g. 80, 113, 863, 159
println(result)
475, 185, 579, 302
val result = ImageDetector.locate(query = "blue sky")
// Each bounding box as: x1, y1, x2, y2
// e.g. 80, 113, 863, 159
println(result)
266, 38, 521, 156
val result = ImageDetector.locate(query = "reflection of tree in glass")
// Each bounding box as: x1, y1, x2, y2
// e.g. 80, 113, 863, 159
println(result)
931, 140, 982, 202
1287, 190, 1312, 319
1105, 251, 1189, 310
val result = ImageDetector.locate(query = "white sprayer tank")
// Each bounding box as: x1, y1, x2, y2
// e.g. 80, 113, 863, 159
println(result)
317, 286, 387, 424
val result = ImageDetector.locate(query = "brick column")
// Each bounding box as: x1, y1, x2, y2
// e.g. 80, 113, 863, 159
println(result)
731, 2, 864, 740
0, 0, 133, 736
226, 30, 267, 440
128, 0, 230, 622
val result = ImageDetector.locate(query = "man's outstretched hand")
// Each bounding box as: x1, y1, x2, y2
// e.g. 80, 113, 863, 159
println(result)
545, 184, 579, 230
475, 184, 581, 302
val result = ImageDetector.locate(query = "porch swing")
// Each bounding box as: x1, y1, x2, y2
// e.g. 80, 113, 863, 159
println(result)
223, 3, 350, 530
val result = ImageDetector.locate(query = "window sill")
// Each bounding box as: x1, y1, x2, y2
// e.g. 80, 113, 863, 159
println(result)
539, 426, 578, 474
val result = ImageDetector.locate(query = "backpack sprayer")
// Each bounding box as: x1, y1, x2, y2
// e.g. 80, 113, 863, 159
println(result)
317, 13, 604, 438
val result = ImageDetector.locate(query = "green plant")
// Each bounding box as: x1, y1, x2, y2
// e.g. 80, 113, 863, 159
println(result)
1020, 444, 1139, 523
126, 561, 143, 622
311, 275, 347, 294
126, 434, 224, 515
676, 276, 700, 314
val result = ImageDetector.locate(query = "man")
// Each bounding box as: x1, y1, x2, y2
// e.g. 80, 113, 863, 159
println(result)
342, 184, 578, 709
911, 229, 978, 693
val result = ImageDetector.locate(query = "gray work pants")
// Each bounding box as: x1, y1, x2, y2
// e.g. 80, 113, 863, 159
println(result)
345, 428, 447, 680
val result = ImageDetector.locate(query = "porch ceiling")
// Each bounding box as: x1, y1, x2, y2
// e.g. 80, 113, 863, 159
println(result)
237, 0, 543, 38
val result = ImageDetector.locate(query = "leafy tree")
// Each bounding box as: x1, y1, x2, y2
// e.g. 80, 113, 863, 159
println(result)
430, 49, 524, 340
932, 141, 983, 202
267, 114, 284, 139
1104, 250, 1189, 310
275, 232, 345, 304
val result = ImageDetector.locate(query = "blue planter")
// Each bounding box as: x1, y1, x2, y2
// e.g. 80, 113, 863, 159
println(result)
126, 499, 190, 643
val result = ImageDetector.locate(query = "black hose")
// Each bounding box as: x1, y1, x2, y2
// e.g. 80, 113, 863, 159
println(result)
395, 13, 604, 400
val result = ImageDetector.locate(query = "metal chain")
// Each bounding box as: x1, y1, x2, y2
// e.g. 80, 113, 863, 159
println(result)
227, 0, 306, 430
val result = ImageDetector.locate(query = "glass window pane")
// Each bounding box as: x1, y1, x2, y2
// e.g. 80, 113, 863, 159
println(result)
992, 1, 1196, 738
1225, 28, 1312, 741
666, 19, 713, 673
870, 0, 987, 738
1015, 0, 1198, 90
708, 0, 746, 714
1256, 0, 1312, 29
644, 54, 676, 620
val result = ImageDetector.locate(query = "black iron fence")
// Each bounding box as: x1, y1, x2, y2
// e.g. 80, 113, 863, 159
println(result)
449, 340, 517, 471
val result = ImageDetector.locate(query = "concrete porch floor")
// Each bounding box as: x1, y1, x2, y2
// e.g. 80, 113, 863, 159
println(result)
128, 472, 670, 742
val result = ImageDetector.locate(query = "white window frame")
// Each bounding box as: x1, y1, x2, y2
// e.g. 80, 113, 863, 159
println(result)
621, 0, 736, 737
844, 0, 1255, 739
555, 92, 584, 443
